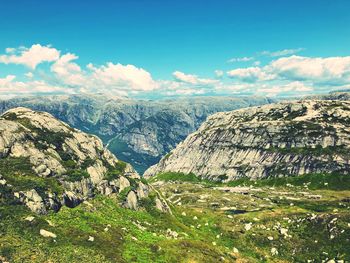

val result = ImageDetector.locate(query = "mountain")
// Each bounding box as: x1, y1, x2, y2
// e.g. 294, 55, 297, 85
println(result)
1, 106, 349, 262
0, 94, 275, 173
0, 107, 153, 214
144, 100, 350, 181
305, 91, 350, 101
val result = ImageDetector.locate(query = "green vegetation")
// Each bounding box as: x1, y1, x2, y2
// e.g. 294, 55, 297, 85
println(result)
148, 172, 202, 183
226, 172, 350, 190
0, 157, 63, 195
81, 157, 96, 169
0, 195, 229, 263
267, 145, 350, 158
163, 152, 172, 160
104, 161, 127, 181
105, 160, 127, 181
118, 186, 132, 200
284, 106, 307, 120
1, 166, 350, 262
2, 112, 19, 121
150, 171, 350, 191
65, 169, 90, 182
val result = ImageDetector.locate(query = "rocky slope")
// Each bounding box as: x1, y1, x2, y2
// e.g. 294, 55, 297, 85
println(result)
0, 107, 152, 214
145, 100, 350, 181
0, 94, 274, 173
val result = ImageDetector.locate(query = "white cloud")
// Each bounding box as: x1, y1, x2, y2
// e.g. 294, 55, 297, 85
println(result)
227, 67, 276, 82
268, 55, 350, 85
5, 48, 16, 54
257, 81, 313, 96
1, 43, 349, 98
0, 75, 16, 86
214, 70, 224, 78
260, 48, 304, 57
0, 44, 60, 69
25, 72, 34, 78
253, 61, 261, 66
173, 71, 218, 85
0, 75, 73, 97
51, 53, 85, 86
89, 63, 159, 91
227, 56, 254, 63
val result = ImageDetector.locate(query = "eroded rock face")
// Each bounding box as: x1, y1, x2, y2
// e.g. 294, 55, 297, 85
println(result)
0, 94, 274, 173
125, 191, 138, 210
145, 100, 350, 181
0, 107, 149, 213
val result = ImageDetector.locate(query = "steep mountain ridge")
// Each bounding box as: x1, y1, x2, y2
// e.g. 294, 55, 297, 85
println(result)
0, 107, 151, 214
145, 100, 350, 180
0, 94, 274, 173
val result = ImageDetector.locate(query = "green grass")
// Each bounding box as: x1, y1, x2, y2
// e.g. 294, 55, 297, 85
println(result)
0, 157, 64, 195
148, 172, 202, 183
226, 172, 350, 190
65, 169, 90, 182
267, 145, 350, 158
0, 195, 230, 263
150, 171, 350, 191
104, 161, 128, 181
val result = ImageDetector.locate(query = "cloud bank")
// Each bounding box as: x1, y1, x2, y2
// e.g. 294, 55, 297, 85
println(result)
0, 44, 349, 98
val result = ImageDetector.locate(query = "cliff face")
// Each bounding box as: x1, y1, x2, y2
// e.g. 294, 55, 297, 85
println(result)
0, 94, 274, 173
0, 107, 149, 214
144, 100, 350, 181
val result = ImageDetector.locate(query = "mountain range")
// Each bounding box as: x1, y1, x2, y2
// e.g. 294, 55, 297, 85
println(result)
0, 94, 274, 173
1, 96, 349, 262
145, 99, 350, 180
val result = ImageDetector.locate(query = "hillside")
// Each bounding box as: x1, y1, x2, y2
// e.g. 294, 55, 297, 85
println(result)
144, 100, 350, 180
1, 107, 349, 262
0, 107, 151, 213
0, 94, 274, 173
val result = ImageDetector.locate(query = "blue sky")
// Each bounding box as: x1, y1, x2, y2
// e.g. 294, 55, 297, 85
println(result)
0, 0, 350, 98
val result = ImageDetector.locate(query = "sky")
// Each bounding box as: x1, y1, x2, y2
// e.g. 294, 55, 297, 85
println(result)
0, 0, 350, 99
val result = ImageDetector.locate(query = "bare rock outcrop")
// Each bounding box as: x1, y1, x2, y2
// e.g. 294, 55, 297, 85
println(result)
145, 100, 350, 181
0, 107, 150, 213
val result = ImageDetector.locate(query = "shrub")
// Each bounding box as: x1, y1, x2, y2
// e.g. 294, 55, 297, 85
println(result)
65, 169, 90, 182
104, 161, 127, 181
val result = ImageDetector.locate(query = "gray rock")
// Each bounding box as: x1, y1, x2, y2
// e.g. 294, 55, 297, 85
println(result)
40, 229, 57, 238
145, 100, 350, 181
15, 189, 46, 214
0, 94, 274, 173
0, 107, 150, 213
125, 191, 138, 210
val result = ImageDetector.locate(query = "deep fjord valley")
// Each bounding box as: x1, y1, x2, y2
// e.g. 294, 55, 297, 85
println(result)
0, 93, 349, 262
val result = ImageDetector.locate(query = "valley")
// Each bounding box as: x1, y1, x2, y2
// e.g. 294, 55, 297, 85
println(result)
0, 94, 274, 173
1, 97, 350, 262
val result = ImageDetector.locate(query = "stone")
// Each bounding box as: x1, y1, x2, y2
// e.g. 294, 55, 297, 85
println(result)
40, 229, 57, 238
0, 107, 150, 214
118, 176, 131, 193
125, 191, 138, 210
244, 223, 252, 231
24, 216, 35, 222
271, 247, 278, 256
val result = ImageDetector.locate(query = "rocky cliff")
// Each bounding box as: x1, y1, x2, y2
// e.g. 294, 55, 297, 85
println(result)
0, 107, 150, 214
144, 100, 350, 181
0, 94, 274, 173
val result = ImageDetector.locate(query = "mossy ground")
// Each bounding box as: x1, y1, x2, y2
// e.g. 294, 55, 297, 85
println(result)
1, 171, 350, 262
0, 195, 228, 263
